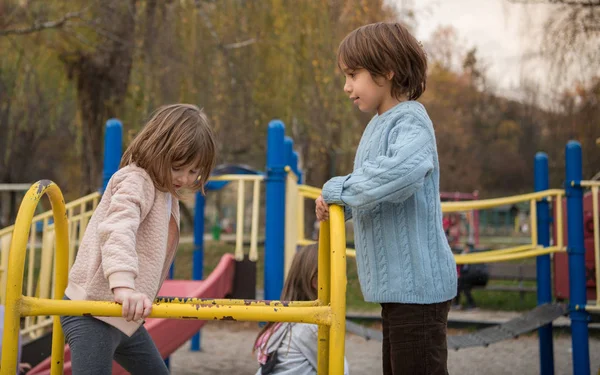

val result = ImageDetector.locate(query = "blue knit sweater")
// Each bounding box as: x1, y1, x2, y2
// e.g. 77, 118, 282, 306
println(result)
322, 101, 457, 304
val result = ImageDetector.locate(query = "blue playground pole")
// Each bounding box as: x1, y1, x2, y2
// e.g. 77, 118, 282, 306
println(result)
191, 192, 206, 351
284, 136, 294, 169
265, 120, 286, 300
565, 141, 590, 375
102, 119, 123, 192
534, 152, 554, 375
291, 151, 301, 184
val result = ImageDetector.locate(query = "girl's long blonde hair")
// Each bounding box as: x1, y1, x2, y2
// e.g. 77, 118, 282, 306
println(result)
253, 244, 319, 352
121, 104, 216, 197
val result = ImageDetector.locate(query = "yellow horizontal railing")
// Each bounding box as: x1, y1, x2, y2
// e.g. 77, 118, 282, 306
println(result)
294, 185, 566, 265
455, 246, 564, 264
1, 181, 348, 375
439, 189, 564, 212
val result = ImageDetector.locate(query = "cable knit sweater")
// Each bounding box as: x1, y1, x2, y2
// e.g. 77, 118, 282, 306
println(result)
322, 101, 457, 304
65, 164, 180, 336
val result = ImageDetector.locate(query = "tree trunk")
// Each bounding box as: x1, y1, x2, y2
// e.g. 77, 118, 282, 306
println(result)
62, 1, 137, 193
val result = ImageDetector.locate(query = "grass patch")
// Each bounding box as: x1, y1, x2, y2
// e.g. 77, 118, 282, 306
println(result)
471, 280, 538, 311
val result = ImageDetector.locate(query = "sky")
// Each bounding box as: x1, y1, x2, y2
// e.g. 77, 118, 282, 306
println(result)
394, 0, 553, 99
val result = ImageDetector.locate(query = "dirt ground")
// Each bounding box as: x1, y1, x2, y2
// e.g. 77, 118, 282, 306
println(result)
169, 320, 600, 375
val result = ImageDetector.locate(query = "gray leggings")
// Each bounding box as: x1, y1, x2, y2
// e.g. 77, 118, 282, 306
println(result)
60, 314, 169, 375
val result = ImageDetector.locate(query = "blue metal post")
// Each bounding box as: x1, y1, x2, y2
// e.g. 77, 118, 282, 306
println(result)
565, 141, 590, 375
534, 152, 554, 375
291, 151, 301, 184
284, 136, 293, 168
265, 120, 286, 300
191, 192, 206, 351
102, 119, 123, 192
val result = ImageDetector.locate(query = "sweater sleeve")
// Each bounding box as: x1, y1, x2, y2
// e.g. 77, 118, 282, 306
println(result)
322, 115, 434, 210
98, 171, 156, 290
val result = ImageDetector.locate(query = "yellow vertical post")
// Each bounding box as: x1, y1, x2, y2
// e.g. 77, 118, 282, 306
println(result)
592, 186, 599, 305
329, 205, 347, 374
317, 220, 331, 374
0, 234, 11, 305
50, 186, 69, 375
235, 180, 245, 261
529, 199, 538, 247
249, 180, 261, 262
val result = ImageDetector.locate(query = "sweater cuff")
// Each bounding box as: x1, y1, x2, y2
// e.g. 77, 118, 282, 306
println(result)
322, 176, 349, 205
108, 271, 136, 291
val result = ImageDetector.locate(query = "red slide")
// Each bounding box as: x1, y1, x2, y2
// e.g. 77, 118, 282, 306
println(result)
28, 254, 236, 375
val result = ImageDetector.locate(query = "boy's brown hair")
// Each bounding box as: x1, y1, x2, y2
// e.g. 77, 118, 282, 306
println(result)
338, 22, 427, 100
120, 103, 216, 197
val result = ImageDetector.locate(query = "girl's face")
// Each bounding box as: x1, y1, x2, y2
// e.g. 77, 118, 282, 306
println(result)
341, 65, 399, 115
171, 161, 200, 191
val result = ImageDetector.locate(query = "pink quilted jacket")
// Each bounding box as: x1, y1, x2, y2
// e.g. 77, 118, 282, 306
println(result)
65, 164, 180, 336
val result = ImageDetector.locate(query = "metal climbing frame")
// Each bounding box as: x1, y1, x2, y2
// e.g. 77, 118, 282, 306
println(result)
0, 181, 348, 375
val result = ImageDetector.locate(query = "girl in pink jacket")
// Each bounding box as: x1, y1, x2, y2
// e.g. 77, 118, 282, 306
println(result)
61, 104, 216, 375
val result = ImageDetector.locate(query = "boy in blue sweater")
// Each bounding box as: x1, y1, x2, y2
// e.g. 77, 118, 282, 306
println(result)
316, 22, 457, 374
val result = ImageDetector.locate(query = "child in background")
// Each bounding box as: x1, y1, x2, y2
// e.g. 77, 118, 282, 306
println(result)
316, 22, 457, 374
61, 104, 216, 375
253, 244, 349, 375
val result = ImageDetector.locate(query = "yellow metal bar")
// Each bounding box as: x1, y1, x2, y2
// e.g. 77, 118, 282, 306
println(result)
19, 297, 333, 325
297, 194, 305, 251
459, 244, 538, 259
581, 181, 600, 188
530, 199, 538, 247
329, 206, 347, 375
285, 171, 299, 277
441, 189, 564, 213
235, 180, 245, 261
592, 186, 600, 305
249, 180, 261, 261
0, 192, 100, 237
209, 174, 264, 182
556, 191, 564, 249
1, 181, 69, 375
154, 296, 321, 307
26, 224, 35, 297
455, 246, 564, 264
585, 304, 600, 313
20, 317, 54, 335
298, 184, 322, 200
317, 220, 331, 375
0, 234, 10, 305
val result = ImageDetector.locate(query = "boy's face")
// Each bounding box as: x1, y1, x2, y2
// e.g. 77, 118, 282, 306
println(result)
342, 65, 398, 115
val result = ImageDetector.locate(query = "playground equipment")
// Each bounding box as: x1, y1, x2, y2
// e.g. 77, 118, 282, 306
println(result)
0, 179, 348, 375
0, 116, 598, 374
287, 142, 598, 375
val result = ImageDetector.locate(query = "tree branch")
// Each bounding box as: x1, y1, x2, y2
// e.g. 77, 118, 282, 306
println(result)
0, 10, 86, 37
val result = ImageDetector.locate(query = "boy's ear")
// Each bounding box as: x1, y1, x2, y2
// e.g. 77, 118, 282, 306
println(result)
386, 71, 394, 80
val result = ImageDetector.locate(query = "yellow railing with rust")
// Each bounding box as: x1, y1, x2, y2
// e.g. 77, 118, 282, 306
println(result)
0, 180, 348, 375
291, 183, 567, 265
0, 173, 263, 341
0, 191, 100, 338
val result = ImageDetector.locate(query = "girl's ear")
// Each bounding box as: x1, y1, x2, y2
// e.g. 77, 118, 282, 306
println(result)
386, 71, 394, 81
311, 276, 318, 291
